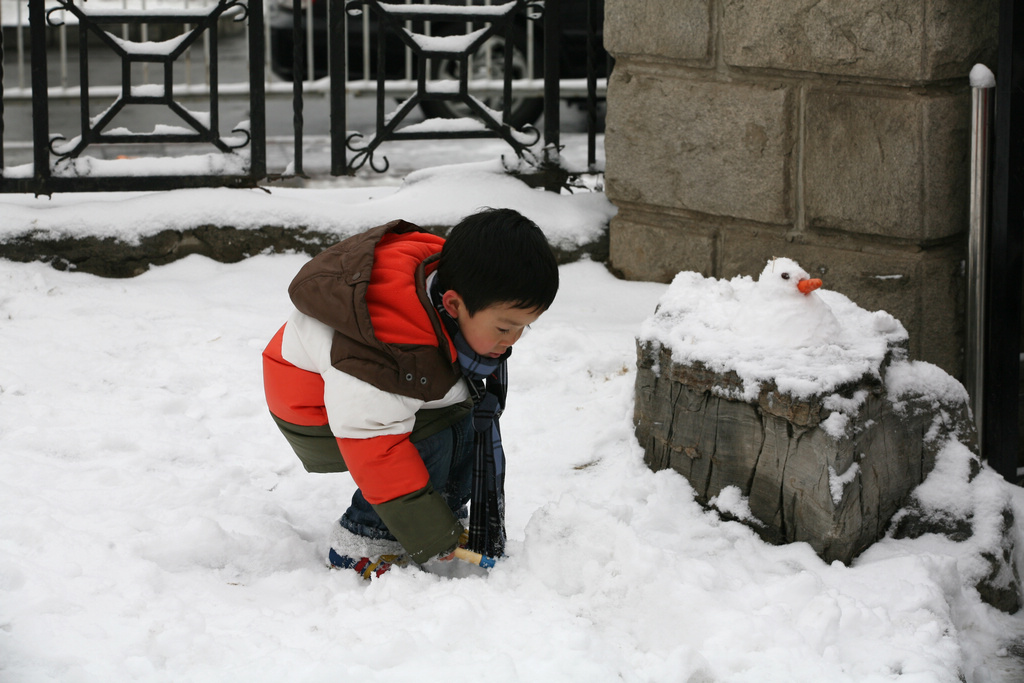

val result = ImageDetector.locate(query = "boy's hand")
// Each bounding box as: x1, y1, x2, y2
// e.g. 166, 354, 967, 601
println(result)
437, 527, 470, 561
435, 528, 497, 567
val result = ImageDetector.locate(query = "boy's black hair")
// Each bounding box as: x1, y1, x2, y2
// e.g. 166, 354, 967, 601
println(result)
436, 207, 559, 315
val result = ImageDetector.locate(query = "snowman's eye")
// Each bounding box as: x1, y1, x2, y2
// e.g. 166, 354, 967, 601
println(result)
781, 272, 790, 280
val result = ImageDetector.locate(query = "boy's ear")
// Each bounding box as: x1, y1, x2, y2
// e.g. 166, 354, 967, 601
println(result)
441, 290, 463, 318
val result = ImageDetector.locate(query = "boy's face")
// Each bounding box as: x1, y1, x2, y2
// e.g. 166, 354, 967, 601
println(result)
442, 291, 544, 358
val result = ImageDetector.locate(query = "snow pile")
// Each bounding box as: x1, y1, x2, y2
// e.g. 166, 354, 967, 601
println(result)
45, 147, 249, 179
709, 485, 760, 524
970, 63, 996, 89
828, 462, 861, 505
887, 359, 973, 412
869, 437, 1023, 633
0, 159, 613, 251
638, 257, 908, 402
884, 358, 977, 447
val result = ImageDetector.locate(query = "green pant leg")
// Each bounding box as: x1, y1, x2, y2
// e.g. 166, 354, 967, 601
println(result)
270, 413, 349, 474
271, 400, 471, 474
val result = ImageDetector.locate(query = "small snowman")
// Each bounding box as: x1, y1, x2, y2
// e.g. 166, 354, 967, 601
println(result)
730, 257, 842, 347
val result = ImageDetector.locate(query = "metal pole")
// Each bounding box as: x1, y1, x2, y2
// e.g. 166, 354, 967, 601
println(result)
585, 0, 597, 172
291, 0, 306, 175
966, 68, 995, 443
542, 0, 560, 161
29, 0, 50, 184
1, 0, 5, 173
985, 0, 1024, 482
248, 0, 267, 179
329, 0, 348, 175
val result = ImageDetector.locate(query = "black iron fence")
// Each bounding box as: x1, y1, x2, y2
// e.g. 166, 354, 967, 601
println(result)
0, 0, 608, 194
2, 0, 267, 192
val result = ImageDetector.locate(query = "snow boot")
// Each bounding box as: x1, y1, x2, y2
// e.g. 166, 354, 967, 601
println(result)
327, 520, 408, 580
328, 550, 408, 579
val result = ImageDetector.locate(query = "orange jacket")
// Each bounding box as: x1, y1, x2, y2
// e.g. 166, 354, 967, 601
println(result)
263, 222, 468, 506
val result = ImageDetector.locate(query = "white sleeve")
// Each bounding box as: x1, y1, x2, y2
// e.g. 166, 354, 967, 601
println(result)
280, 310, 332, 373
323, 365, 470, 439
323, 369, 421, 439
280, 310, 419, 438
279, 310, 468, 439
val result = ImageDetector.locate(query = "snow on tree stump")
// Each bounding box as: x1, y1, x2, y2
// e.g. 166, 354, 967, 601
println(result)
632, 259, 1021, 611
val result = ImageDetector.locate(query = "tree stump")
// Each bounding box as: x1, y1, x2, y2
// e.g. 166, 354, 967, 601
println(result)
634, 342, 973, 565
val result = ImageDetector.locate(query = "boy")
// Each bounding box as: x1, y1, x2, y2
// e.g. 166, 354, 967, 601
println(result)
262, 208, 559, 578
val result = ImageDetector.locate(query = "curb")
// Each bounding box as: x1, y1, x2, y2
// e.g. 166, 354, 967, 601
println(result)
0, 222, 610, 278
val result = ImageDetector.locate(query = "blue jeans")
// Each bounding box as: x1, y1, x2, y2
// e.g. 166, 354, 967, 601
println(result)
340, 413, 475, 540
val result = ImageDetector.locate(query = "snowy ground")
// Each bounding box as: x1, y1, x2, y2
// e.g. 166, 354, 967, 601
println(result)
3, 149, 1024, 681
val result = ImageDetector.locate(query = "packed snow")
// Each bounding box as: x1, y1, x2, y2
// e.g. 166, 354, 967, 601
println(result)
2, 162, 1024, 683
970, 64, 997, 89
638, 257, 908, 403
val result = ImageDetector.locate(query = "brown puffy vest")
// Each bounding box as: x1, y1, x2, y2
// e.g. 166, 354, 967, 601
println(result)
288, 220, 461, 402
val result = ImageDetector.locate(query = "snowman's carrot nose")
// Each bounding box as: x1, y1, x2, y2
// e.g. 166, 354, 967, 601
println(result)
797, 278, 822, 295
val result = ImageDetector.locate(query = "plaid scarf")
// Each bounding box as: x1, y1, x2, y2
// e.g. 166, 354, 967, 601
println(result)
430, 277, 508, 557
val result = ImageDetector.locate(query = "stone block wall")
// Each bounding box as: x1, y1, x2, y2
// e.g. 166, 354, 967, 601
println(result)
603, 0, 999, 378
